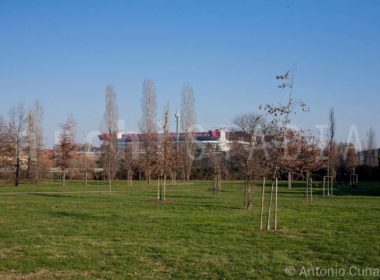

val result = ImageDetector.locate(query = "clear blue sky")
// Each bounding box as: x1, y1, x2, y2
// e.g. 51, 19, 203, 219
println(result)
0, 0, 379, 147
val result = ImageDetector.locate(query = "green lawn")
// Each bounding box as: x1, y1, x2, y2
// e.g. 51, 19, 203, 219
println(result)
0, 180, 379, 279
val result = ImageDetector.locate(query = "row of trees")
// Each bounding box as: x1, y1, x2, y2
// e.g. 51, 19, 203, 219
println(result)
0, 75, 378, 193
100, 80, 197, 196
0, 102, 44, 186
0, 102, 94, 186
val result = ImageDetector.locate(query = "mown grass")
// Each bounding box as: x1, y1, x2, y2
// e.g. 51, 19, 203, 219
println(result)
0, 180, 379, 279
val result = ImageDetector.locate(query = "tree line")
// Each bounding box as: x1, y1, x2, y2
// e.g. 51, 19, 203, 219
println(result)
0, 74, 378, 193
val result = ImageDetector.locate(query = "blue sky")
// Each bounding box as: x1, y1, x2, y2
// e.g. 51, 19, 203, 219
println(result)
0, 0, 379, 147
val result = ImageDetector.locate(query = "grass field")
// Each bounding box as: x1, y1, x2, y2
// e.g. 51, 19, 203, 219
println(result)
0, 180, 379, 279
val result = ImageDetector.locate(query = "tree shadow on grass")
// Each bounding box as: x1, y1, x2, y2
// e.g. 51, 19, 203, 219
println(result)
49, 210, 123, 221
31, 193, 80, 199
333, 182, 380, 196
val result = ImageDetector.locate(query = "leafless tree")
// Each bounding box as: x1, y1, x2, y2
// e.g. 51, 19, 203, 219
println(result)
8, 103, 27, 186
336, 142, 358, 185
325, 107, 336, 195
232, 113, 265, 210
180, 82, 196, 181
56, 115, 76, 186
0, 115, 10, 171
26, 101, 44, 183
206, 143, 224, 196
366, 127, 378, 167
262, 69, 308, 231
156, 107, 175, 200
139, 79, 158, 184
102, 85, 119, 193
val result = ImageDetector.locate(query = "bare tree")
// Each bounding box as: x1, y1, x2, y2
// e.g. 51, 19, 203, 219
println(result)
8, 103, 27, 186
336, 142, 358, 185
102, 85, 119, 194
262, 69, 308, 231
139, 79, 158, 184
326, 107, 336, 195
206, 143, 224, 196
232, 113, 265, 210
56, 115, 76, 186
156, 107, 175, 200
366, 127, 378, 167
0, 115, 10, 171
180, 82, 196, 181
26, 101, 44, 183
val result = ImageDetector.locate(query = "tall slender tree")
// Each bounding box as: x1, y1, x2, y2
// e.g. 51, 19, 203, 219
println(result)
180, 82, 196, 181
26, 101, 44, 183
366, 127, 378, 168
139, 79, 158, 184
326, 107, 336, 195
102, 85, 119, 194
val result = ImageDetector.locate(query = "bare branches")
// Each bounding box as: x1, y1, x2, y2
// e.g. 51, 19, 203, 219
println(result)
366, 127, 378, 167
56, 115, 77, 186
231, 112, 266, 210
180, 82, 196, 181
140, 79, 158, 184
181, 82, 196, 134
103, 86, 119, 135
8, 103, 27, 186
27, 101, 44, 182
140, 80, 157, 135
102, 85, 120, 193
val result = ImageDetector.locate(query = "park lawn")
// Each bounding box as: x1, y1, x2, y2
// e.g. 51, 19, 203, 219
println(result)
0, 180, 379, 279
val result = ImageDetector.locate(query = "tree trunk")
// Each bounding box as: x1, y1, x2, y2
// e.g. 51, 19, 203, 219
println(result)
310, 178, 313, 202
327, 167, 330, 196
288, 171, 292, 189
163, 175, 166, 201
63, 169, 66, 187
157, 177, 161, 200
323, 177, 326, 196
274, 178, 278, 231
245, 177, 252, 210
260, 177, 265, 231
266, 182, 275, 231
15, 157, 20, 187
305, 173, 309, 202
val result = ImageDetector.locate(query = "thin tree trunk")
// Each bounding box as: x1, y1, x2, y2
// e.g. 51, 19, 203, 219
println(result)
214, 173, 217, 196
274, 178, 278, 231
288, 171, 292, 189
266, 182, 275, 231
157, 177, 160, 200
246, 176, 252, 210
260, 177, 265, 231
163, 175, 166, 201
305, 173, 309, 203
310, 178, 313, 202
323, 177, 326, 196
108, 158, 112, 194
109, 176, 112, 194
218, 173, 222, 195
15, 156, 20, 187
